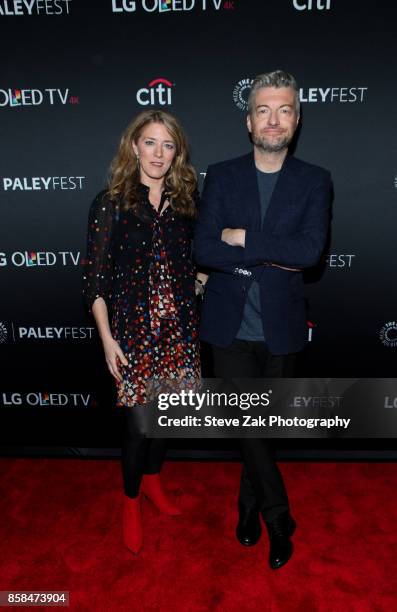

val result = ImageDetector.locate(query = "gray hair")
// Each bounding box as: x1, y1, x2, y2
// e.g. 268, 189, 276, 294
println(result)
247, 70, 300, 115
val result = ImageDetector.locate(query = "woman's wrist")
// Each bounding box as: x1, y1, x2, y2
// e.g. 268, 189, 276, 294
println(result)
100, 330, 114, 344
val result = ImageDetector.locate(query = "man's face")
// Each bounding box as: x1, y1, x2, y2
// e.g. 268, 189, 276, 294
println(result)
247, 86, 299, 153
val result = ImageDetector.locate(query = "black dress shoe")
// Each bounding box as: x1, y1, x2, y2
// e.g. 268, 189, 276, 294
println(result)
236, 504, 262, 546
265, 511, 296, 570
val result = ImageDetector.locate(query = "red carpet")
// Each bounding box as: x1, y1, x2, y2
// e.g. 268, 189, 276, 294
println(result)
1, 459, 397, 611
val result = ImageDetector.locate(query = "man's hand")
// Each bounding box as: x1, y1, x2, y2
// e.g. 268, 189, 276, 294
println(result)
221, 228, 246, 247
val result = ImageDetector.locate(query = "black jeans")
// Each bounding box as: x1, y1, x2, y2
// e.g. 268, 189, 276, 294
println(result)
121, 403, 168, 499
212, 339, 296, 522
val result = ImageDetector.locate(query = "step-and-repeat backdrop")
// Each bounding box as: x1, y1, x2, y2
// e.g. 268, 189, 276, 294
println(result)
1, 1, 396, 452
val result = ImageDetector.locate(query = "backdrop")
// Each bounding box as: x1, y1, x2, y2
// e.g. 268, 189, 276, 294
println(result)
1, 0, 396, 454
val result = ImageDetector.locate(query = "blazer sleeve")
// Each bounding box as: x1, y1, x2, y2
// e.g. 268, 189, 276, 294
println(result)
244, 171, 332, 269
193, 166, 246, 273
82, 191, 116, 312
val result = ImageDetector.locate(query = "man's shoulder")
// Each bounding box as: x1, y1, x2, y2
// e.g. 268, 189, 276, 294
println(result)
288, 156, 331, 182
206, 153, 253, 176
206, 153, 330, 181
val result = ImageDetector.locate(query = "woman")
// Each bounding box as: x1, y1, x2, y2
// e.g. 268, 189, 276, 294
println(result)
83, 110, 205, 554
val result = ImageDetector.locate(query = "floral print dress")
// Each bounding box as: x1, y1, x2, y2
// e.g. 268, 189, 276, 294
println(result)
83, 186, 200, 407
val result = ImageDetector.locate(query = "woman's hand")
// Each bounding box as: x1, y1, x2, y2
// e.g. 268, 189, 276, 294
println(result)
102, 336, 128, 382
195, 271, 209, 296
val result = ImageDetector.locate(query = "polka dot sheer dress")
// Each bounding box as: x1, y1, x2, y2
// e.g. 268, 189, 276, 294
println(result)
83, 185, 200, 407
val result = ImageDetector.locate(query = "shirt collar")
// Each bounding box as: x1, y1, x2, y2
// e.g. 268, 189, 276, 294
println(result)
138, 182, 169, 196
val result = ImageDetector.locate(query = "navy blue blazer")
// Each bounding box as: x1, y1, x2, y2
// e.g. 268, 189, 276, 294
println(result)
194, 152, 332, 354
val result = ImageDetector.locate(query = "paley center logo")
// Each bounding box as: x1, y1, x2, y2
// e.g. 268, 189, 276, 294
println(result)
112, 0, 232, 13
325, 254, 356, 268
0, 88, 79, 108
0, 251, 81, 267
136, 78, 174, 106
233, 79, 368, 110
0, 321, 8, 344
290, 395, 342, 409
1, 392, 92, 408
0, 0, 72, 15
2, 176, 85, 191
299, 87, 368, 103
233, 78, 253, 111
379, 321, 397, 348
0, 321, 95, 342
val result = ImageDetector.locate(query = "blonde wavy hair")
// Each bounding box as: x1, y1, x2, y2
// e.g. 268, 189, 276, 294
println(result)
108, 110, 197, 217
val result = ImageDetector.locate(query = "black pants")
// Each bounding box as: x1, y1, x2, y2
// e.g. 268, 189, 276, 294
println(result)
212, 339, 296, 522
121, 403, 168, 499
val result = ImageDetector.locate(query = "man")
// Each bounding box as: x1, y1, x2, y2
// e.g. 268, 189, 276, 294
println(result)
194, 70, 332, 569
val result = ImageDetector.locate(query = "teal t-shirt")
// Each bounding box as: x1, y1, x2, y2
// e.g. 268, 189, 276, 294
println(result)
236, 168, 280, 341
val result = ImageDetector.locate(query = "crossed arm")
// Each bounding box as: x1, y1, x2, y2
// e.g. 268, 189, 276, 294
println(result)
194, 167, 332, 273
220, 228, 300, 271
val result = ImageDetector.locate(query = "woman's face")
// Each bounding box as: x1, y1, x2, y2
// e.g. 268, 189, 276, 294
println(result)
133, 122, 176, 186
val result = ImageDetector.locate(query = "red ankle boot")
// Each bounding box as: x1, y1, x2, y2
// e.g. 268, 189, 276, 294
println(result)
123, 495, 143, 554
141, 474, 181, 516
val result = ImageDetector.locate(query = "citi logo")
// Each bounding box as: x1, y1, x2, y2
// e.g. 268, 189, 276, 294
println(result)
0, 251, 81, 267
0, 0, 72, 15
136, 78, 173, 106
292, 0, 331, 9
0, 88, 78, 107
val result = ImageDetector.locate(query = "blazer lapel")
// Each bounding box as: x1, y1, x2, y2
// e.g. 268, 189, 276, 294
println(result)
231, 152, 262, 230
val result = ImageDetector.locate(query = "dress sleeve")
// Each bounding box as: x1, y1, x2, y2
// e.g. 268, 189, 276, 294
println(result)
82, 191, 116, 312
191, 189, 209, 275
